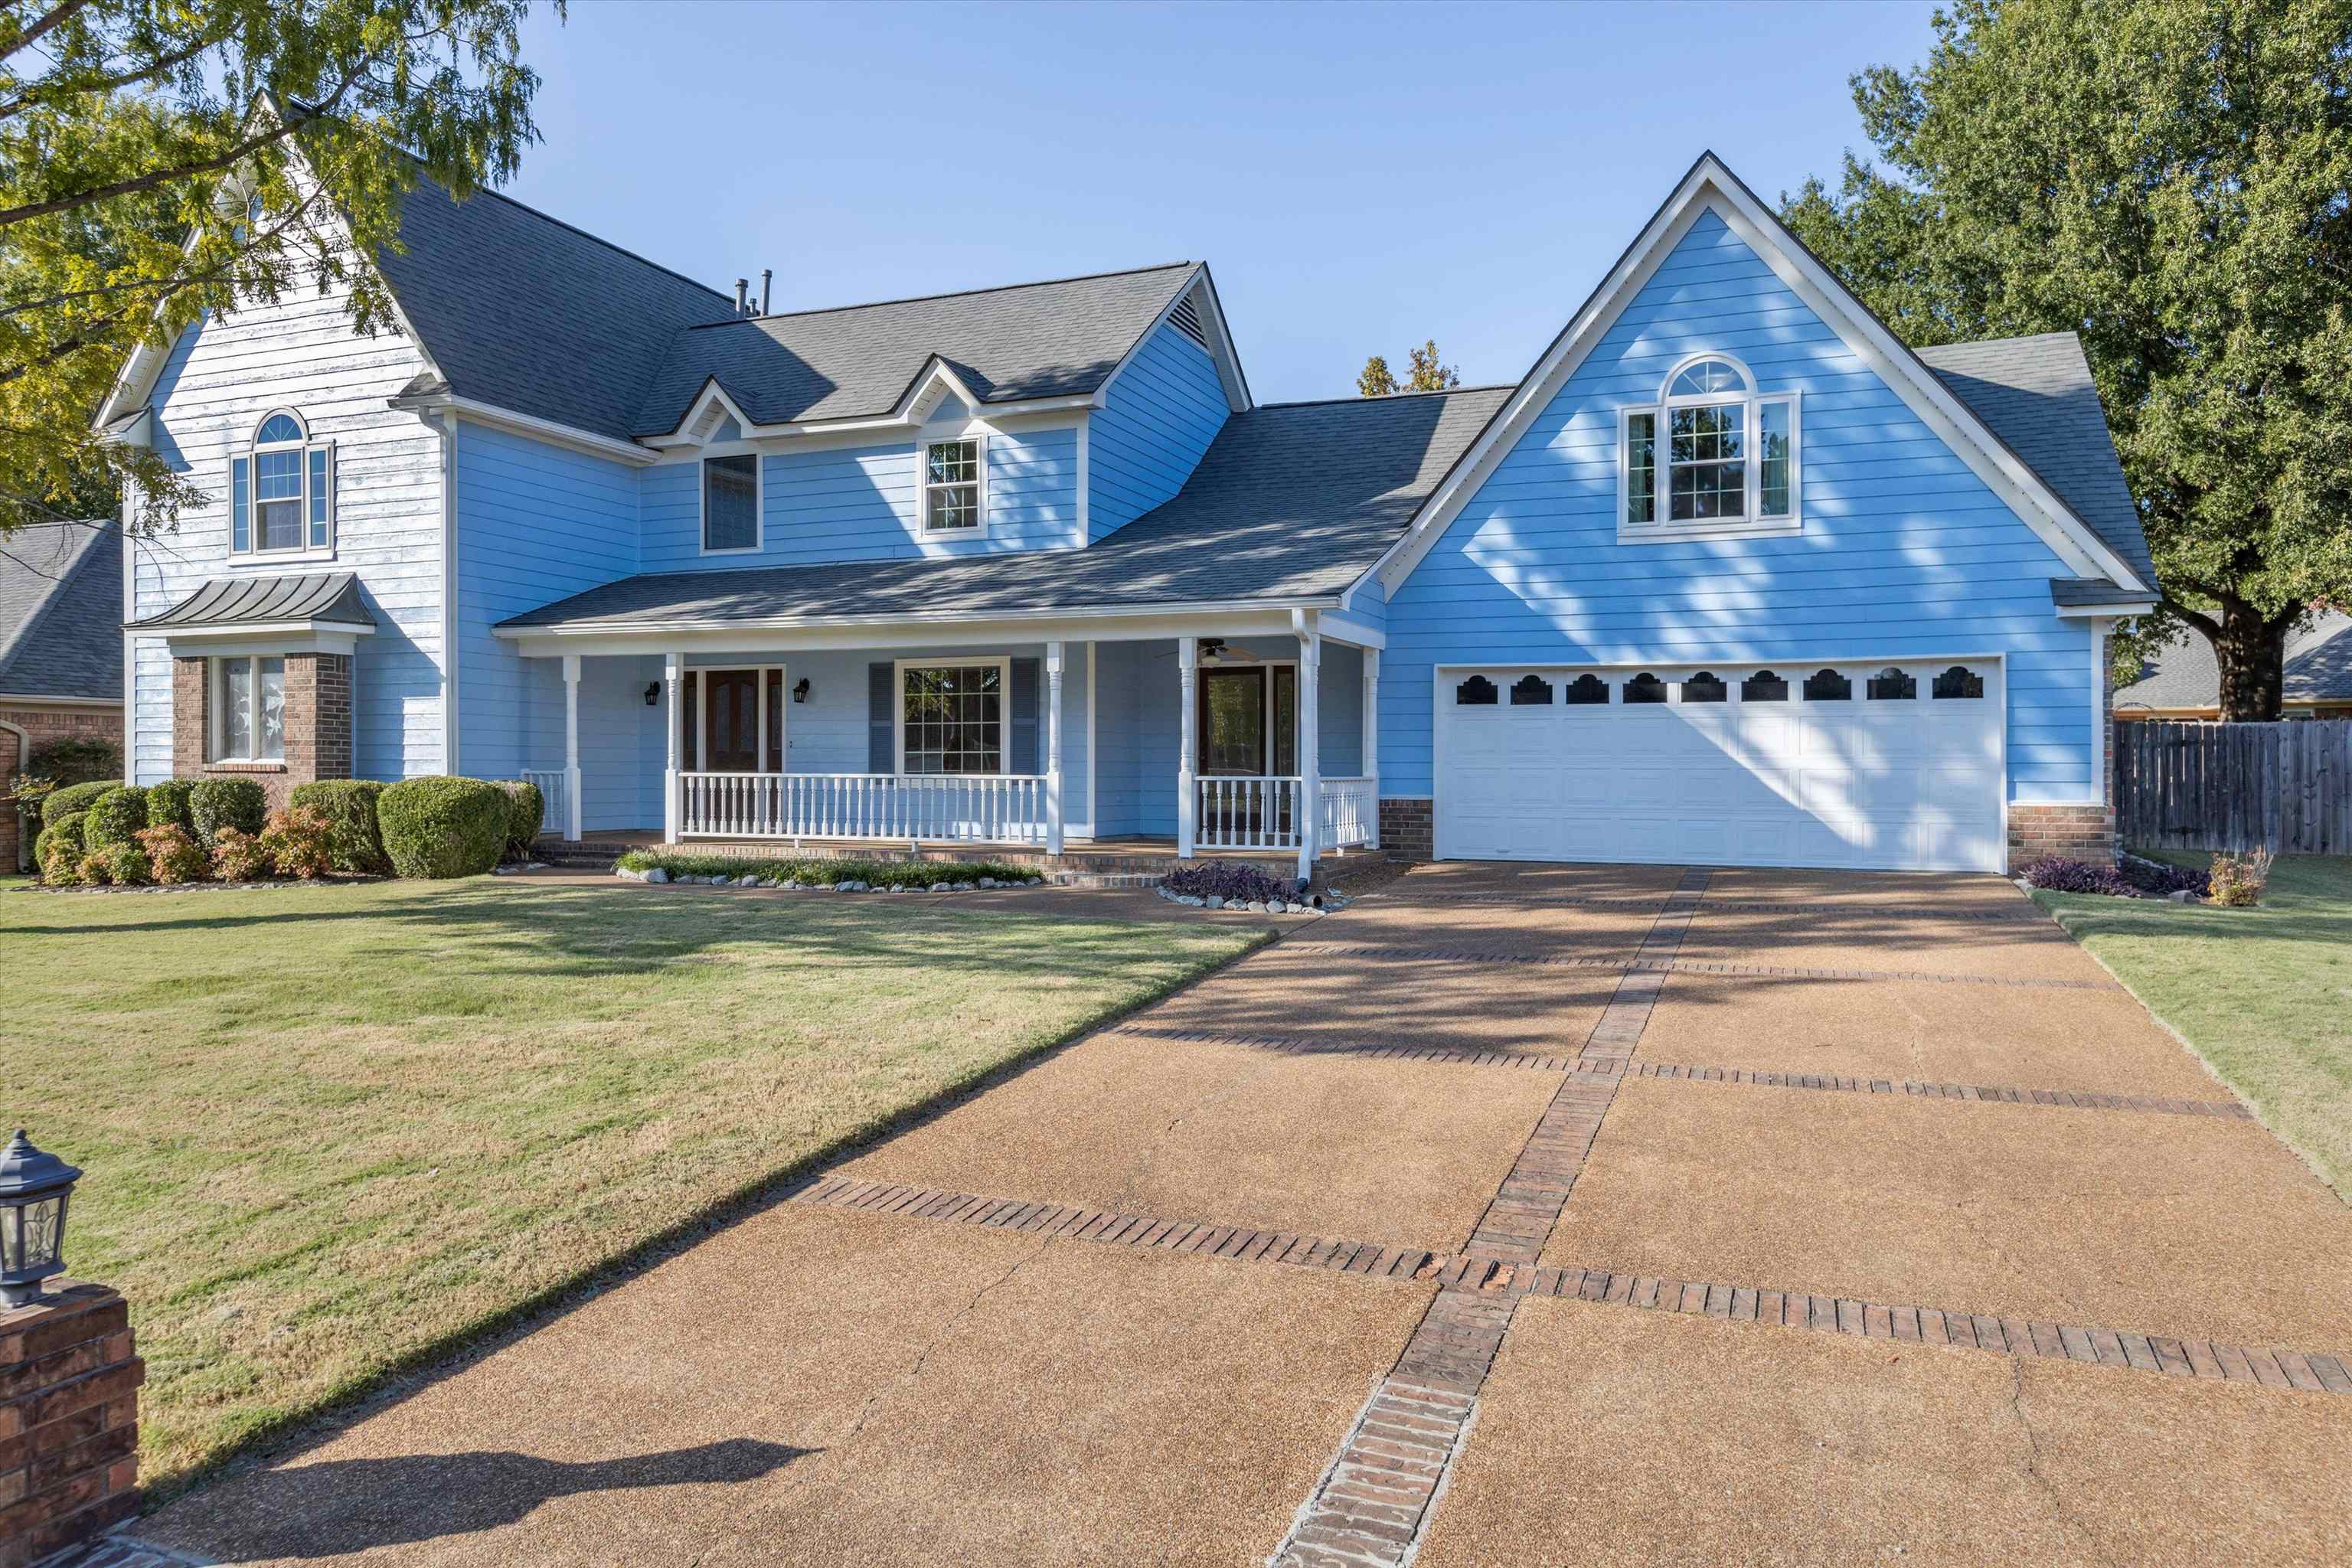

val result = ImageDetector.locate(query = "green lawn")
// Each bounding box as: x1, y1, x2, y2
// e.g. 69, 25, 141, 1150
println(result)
1, 876, 1263, 1494
2033, 854, 2352, 1197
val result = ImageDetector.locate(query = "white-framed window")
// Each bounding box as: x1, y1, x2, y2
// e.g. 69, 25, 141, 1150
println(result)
1619, 354, 1798, 540
213, 655, 286, 762
921, 436, 985, 532
700, 452, 761, 554
897, 658, 1008, 774
228, 410, 333, 556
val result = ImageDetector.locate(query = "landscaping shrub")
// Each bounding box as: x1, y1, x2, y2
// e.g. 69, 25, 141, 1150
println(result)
10, 737, 120, 826
495, 779, 544, 859
74, 850, 115, 885
258, 805, 335, 879
33, 811, 88, 877
144, 778, 195, 834
2208, 848, 2272, 907
289, 780, 390, 874
611, 850, 1034, 888
209, 826, 271, 882
190, 777, 267, 846
36, 779, 115, 832
377, 776, 508, 878
2020, 855, 2133, 897
1163, 861, 1294, 904
137, 823, 208, 884
2118, 853, 2208, 898
82, 786, 149, 851
98, 839, 150, 886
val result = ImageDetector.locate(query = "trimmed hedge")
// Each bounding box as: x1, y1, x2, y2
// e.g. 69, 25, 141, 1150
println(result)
145, 778, 195, 835
377, 776, 508, 878
96, 839, 151, 886
138, 823, 208, 884
611, 850, 1037, 889
38, 779, 115, 831
191, 777, 267, 846
289, 780, 390, 874
494, 779, 544, 860
34, 812, 88, 880
83, 786, 149, 851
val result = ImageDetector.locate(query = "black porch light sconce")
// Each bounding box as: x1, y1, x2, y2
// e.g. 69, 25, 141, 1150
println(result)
643, 681, 662, 707
0, 1130, 81, 1307
792, 678, 812, 704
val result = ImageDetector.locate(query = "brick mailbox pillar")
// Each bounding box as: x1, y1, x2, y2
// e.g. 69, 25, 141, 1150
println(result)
0, 1285, 142, 1568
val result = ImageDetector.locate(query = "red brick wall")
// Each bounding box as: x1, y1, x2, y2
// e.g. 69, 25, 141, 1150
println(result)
0, 1284, 142, 1568
2007, 803, 2115, 871
172, 652, 352, 812
1, 705, 122, 871
1379, 797, 1433, 861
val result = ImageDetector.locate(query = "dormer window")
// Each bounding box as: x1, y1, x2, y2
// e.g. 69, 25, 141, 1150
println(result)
923, 438, 983, 531
1619, 354, 1798, 540
228, 410, 333, 555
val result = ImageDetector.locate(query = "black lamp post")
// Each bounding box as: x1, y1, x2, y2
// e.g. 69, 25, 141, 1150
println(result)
0, 1130, 80, 1308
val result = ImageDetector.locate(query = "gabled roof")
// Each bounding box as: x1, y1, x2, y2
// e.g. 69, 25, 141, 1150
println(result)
2115, 610, 2352, 711
127, 571, 375, 632
0, 521, 120, 701
629, 263, 1204, 437
497, 386, 1510, 633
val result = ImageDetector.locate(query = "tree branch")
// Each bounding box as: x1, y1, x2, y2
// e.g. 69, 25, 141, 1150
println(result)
0, 32, 219, 120
1, 0, 96, 64
2164, 597, 2223, 641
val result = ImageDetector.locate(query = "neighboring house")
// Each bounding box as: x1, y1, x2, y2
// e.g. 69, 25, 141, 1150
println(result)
95, 152, 2157, 877
0, 521, 124, 870
2113, 611, 2352, 721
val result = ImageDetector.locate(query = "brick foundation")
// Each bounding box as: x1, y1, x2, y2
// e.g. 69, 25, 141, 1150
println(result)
172, 652, 351, 812
2007, 802, 2116, 871
2, 705, 122, 871
1378, 797, 1432, 861
0, 1284, 142, 1568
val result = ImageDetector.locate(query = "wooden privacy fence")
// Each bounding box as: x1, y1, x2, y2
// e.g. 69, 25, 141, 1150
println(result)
2113, 720, 2352, 854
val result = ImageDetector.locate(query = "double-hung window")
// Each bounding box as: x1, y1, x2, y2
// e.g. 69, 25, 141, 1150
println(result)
701, 452, 760, 553
228, 411, 333, 556
214, 655, 286, 762
922, 437, 983, 532
1619, 354, 1798, 539
900, 662, 1004, 773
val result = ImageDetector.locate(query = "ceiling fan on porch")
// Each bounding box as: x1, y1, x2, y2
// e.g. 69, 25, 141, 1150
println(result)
1160, 638, 1261, 665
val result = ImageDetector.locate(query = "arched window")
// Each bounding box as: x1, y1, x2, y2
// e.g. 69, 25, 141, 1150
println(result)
1508, 675, 1553, 706
1741, 670, 1788, 702
1621, 352, 1798, 535
1803, 668, 1852, 701
1867, 666, 1917, 700
1454, 675, 1499, 706
230, 410, 333, 555
1933, 665, 1986, 700
1622, 672, 1668, 705
1564, 673, 1609, 706
1683, 671, 1728, 704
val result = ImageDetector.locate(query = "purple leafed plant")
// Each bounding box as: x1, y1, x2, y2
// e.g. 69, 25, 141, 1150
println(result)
2020, 855, 2135, 896
1164, 862, 1295, 903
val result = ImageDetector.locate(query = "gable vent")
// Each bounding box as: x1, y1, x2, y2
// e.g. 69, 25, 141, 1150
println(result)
1167, 292, 1210, 349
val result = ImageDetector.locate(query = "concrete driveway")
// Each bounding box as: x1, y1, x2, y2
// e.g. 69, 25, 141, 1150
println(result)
129, 862, 2352, 1566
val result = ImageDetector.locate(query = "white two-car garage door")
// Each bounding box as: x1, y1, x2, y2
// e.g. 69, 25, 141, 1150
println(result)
1434, 660, 2005, 873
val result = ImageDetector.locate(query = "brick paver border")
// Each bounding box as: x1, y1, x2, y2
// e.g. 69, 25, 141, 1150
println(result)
1380, 889, 2043, 923
1284, 942, 2122, 991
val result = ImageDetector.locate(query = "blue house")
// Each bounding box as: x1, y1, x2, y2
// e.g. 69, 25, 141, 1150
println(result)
99, 153, 2156, 877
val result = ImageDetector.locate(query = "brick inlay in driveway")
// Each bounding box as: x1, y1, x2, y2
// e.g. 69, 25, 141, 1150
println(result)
1383, 889, 2042, 922
1586, 1060, 2252, 1119
1281, 943, 2122, 991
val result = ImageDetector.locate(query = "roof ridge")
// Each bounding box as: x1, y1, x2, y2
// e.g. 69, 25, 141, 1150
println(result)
406, 162, 733, 309
1256, 384, 1515, 410
686, 261, 1197, 331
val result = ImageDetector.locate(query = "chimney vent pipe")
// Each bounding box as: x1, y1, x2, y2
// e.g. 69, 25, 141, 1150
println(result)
760, 269, 773, 315
733, 278, 749, 315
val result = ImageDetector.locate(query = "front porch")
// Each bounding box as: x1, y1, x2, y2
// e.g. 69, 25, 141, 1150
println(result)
498, 622, 1383, 883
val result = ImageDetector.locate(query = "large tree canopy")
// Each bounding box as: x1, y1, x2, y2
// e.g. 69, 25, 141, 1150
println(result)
1357, 338, 1460, 397
1781, 0, 2352, 719
0, 0, 557, 537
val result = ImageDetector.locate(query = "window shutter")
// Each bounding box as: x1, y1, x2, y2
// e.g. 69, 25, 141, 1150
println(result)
1009, 657, 1040, 775
229, 456, 250, 552
867, 662, 895, 773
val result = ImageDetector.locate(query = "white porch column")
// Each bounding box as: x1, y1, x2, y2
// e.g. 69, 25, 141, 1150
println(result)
662, 652, 682, 845
1044, 640, 1066, 856
1361, 646, 1380, 851
1176, 637, 1198, 858
1297, 619, 1321, 884
562, 653, 583, 841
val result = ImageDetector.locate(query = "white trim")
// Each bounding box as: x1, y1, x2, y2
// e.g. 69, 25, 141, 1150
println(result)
1312, 609, 1387, 652
145, 620, 374, 643
1087, 266, 1252, 416
696, 449, 765, 556
153, 627, 367, 662
916, 430, 989, 538
2055, 599, 2158, 619
676, 663, 789, 773
121, 475, 138, 783
893, 655, 1014, 777
1194, 656, 1301, 778
0, 694, 123, 709
2088, 617, 2113, 814
439, 410, 459, 774
208, 653, 289, 763
1429, 648, 2011, 673
386, 394, 661, 466
642, 358, 1100, 448
492, 599, 1349, 655
1081, 639, 1097, 840
1365, 154, 2150, 599
1615, 369, 1802, 543
1073, 415, 1091, 547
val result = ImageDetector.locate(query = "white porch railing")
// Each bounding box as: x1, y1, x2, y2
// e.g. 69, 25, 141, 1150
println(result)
1320, 776, 1376, 849
1196, 776, 1304, 850
681, 772, 1048, 844
522, 769, 568, 841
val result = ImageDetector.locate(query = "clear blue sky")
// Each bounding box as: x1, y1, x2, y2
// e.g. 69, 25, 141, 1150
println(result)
503, 0, 1939, 405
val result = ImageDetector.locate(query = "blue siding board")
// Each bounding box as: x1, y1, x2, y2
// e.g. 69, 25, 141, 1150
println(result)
1086, 323, 1228, 543
1382, 207, 2099, 805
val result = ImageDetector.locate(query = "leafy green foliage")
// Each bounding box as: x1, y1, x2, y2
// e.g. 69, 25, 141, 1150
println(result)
34, 809, 88, 879
98, 838, 151, 885
1357, 339, 1460, 396
495, 778, 543, 858
8, 736, 121, 819
258, 805, 333, 877
82, 784, 148, 849
207, 825, 270, 881
1779, 0, 2352, 717
612, 851, 1036, 889
189, 776, 266, 845
144, 777, 195, 833
136, 822, 208, 884
287, 779, 387, 873
36, 779, 116, 831
1356, 354, 1398, 397
0, 0, 560, 536
376, 776, 506, 877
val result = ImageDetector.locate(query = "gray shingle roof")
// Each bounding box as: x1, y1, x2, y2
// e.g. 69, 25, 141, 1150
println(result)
2048, 578, 2155, 609
373, 181, 737, 443
2116, 610, 2352, 711
628, 264, 1200, 436
498, 387, 1511, 632
0, 522, 120, 701
127, 572, 374, 632
1914, 333, 2157, 591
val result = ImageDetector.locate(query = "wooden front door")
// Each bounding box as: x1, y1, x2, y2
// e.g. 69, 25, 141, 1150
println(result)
1199, 667, 1268, 776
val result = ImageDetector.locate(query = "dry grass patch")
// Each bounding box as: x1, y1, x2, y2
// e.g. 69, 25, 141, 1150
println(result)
0, 877, 1262, 1493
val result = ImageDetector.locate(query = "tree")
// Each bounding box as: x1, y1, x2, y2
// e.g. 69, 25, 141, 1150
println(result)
1779, 0, 2352, 720
0, 0, 560, 538
1357, 339, 1460, 396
